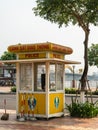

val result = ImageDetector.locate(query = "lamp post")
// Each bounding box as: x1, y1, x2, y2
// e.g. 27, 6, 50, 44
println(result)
72, 66, 75, 88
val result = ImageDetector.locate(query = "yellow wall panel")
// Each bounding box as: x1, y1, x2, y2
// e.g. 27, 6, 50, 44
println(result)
49, 93, 64, 114
18, 93, 46, 115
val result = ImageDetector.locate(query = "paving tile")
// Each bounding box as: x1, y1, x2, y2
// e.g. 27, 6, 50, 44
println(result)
0, 110, 98, 130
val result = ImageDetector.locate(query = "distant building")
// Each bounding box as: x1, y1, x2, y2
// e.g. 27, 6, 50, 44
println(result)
0, 65, 16, 86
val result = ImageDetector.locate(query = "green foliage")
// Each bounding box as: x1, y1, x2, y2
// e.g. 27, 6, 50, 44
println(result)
11, 86, 16, 92
65, 88, 98, 96
0, 51, 16, 60
66, 100, 98, 118
33, 0, 98, 91
88, 44, 98, 67
65, 88, 78, 94
33, 0, 98, 27
92, 90, 98, 95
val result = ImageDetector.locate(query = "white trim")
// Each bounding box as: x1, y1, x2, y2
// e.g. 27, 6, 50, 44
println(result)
48, 112, 64, 118
32, 63, 34, 92
49, 91, 64, 94
55, 63, 57, 91
16, 62, 19, 115
63, 63, 65, 113
46, 62, 50, 118
46, 52, 49, 58
32, 112, 64, 119
0, 58, 81, 64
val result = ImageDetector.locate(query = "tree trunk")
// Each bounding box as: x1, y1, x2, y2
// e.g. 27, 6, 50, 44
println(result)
80, 28, 90, 91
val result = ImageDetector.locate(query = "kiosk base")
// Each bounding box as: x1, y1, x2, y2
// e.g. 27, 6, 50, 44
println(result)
17, 92, 65, 120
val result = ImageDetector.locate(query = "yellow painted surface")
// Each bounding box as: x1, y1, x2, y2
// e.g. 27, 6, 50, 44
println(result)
49, 52, 64, 59
49, 93, 64, 114
8, 42, 73, 54
18, 93, 46, 115
18, 52, 64, 60
18, 53, 46, 59
34, 93, 46, 114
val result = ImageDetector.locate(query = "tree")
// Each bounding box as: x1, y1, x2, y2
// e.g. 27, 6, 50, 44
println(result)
88, 44, 98, 67
33, 0, 98, 91
0, 51, 16, 60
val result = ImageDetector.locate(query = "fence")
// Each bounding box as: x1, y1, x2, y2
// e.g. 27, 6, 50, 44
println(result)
65, 80, 98, 90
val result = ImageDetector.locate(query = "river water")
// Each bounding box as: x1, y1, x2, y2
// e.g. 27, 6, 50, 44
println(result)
65, 80, 98, 90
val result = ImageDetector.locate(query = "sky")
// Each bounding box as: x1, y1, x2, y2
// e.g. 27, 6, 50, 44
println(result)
0, 0, 98, 74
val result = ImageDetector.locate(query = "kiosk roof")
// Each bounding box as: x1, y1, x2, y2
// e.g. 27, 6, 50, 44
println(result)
0, 58, 80, 64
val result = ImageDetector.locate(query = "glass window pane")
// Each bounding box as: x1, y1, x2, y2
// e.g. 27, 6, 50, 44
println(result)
49, 63, 56, 91
20, 63, 32, 91
34, 63, 46, 92
56, 63, 63, 90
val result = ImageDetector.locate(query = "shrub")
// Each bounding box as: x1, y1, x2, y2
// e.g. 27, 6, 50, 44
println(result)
65, 88, 78, 94
66, 99, 98, 118
11, 86, 16, 92
92, 90, 98, 95
65, 88, 92, 95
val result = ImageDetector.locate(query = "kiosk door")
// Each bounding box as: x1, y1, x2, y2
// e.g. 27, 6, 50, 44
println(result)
34, 63, 46, 92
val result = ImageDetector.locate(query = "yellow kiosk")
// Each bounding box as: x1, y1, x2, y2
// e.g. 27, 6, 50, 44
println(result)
1, 42, 80, 119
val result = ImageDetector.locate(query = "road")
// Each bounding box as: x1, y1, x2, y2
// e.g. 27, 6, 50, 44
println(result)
0, 94, 98, 110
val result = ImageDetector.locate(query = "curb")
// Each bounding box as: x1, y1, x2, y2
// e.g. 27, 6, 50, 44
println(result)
0, 92, 16, 95
65, 94, 98, 98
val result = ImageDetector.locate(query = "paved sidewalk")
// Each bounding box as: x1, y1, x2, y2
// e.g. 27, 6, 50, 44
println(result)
0, 109, 98, 130
0, 87, 98, 130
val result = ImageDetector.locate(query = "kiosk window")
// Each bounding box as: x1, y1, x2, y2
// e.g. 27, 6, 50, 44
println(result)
56, 64, 63, 90
49, 64, 56, 91
20, 63, 32, 91
34, 63, 46, 91
49, 63, 63, 91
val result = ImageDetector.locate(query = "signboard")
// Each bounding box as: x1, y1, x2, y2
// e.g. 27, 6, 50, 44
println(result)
18, 53, 46, 59
18, 52, 64, 59
49, 52, 64, 59
8, 42, 73, 55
